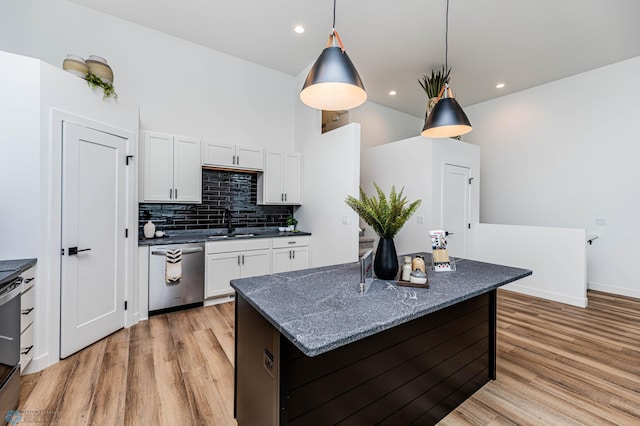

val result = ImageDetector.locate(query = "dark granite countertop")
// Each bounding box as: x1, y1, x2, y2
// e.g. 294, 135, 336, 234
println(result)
0, 258, 37, 286
231, 252, 532, 357
138, 228, 311, 246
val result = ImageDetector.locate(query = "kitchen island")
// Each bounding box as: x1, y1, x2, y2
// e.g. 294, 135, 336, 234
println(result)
231, 253, 531, 425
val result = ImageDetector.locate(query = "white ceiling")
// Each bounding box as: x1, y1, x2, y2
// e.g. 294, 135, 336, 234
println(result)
68, 0, 640, 118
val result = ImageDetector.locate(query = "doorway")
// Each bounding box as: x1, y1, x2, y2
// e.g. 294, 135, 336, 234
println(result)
60, 122, 128, 358
442, 162, 472, 259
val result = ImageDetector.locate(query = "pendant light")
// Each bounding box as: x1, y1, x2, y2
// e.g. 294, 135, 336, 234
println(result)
300, 0, 367, 111
421, 0, 472, 138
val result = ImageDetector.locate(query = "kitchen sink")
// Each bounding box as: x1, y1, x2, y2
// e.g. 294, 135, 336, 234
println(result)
208, 233, 255, 239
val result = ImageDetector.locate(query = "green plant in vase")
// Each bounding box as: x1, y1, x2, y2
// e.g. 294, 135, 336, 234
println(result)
345, 183, 421, 279
286, 215, 298, 231
85, 72, 118, 99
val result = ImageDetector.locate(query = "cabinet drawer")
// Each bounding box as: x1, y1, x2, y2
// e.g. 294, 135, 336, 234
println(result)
206, 238, 271, 254
272, 236, 310, 249
21, 286, 35, 333
20, 323, 34, 372
21, 266, 36, 292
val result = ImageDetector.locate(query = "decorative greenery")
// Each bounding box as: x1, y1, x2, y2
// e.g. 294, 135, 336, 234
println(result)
345, 183, 421, 239
85, 72, 118, 99
286, 215, 298, 227
418, 66, 451, 99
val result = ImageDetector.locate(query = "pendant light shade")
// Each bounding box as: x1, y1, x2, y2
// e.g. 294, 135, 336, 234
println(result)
300, 0, 367, 111
421, 96, 472, 138
300, 46, 366, 111
421, 0, 472, 139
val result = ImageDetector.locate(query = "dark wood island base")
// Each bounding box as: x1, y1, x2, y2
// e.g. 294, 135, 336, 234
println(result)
235, 290, 497, 425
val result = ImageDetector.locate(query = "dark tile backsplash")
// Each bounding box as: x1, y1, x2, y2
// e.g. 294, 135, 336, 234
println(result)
139, 169, 293, 235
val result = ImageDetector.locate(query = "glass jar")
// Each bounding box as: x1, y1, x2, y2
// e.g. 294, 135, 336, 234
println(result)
401, 256, 412, 281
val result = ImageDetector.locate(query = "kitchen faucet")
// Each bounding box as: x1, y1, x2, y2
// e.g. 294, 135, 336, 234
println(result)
224, 208, 234, 234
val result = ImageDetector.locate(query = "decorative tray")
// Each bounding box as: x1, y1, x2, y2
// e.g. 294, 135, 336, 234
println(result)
396, 279, 429, 289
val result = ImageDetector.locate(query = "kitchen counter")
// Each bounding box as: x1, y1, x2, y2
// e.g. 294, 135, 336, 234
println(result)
232, 253, 532, 425
231, 252, 531, 357
0, 258, 37, 286
138, 228, 311, 246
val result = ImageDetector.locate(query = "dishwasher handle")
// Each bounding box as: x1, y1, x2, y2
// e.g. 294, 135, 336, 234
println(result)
151, 247, 204, 256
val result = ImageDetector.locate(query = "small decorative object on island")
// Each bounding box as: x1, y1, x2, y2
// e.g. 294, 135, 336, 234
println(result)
143, 220, 156, 239
345, 183, 421, 280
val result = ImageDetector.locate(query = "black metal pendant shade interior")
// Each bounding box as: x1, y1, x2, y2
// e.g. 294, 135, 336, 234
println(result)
300, 0, 367, 111
421, 0, 472, 138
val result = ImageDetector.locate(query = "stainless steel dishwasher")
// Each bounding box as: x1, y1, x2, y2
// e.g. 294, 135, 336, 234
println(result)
149, 242, 204, 315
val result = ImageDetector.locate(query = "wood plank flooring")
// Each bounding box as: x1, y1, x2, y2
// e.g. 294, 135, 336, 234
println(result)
18, 290, 640, 425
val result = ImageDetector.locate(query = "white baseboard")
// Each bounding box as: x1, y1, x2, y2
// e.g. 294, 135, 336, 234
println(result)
22, 352, 53, 374
204, 293, 236, 307
588, 281, 640, 299
502, 283, 588, 308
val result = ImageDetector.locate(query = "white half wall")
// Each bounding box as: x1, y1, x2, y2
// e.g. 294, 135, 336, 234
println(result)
464, 56, 640, 299
471, 223, 587, 307
0, 0, 295, 152
295, 123, 361, 267
360, 137, 433, 255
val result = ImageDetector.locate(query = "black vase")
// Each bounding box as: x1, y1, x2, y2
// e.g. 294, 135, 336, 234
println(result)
374, 238, 399, 280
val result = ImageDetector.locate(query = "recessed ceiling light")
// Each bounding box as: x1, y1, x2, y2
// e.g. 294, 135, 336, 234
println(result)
496, 83, 505, 89
389, 90, 397, 96
294, 25, 305, 34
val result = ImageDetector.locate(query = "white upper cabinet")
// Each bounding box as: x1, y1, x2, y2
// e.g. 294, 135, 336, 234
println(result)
258, 151, 303, 205
141, 131, 202, 203
202, 141, 264, 171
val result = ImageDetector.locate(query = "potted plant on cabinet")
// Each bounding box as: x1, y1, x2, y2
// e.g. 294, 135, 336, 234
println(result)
286, 215, 298, 232
345, 183, 421, 279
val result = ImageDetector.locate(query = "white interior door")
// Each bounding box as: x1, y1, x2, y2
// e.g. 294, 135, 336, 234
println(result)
442, 163, 471, 258
60, 122, 126, 358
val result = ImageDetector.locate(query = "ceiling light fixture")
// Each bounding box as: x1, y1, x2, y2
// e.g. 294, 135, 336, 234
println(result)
294, 25, 305, 34
496, 83, 505, 89
421, 0, 472, 139
389, 90, 397, 96
300, 0, 367, 111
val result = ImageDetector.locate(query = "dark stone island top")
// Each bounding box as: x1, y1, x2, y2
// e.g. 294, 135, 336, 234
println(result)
0, 258, 37, 286
231, 252, 532, 357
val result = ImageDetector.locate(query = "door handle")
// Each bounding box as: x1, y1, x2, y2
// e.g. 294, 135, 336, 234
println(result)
21, 345, 34, 355
68, 247, 91, 255
21, 308, 34, 315
174, 188, 178, 199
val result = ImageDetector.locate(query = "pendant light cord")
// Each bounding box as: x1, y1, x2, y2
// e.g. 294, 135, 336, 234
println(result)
332, 0, 337, 31
445, 0, 449, 78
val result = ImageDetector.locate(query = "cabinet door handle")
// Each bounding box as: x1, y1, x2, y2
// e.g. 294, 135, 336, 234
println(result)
292, 250, 295, 259
22, 308, 34, 315
284, 193, 287, 202
237, 155, 240, 165
237, 255, 241, 266
281, 193, 284, 202
169, 188, 173, 199
289, 250, 292, 259
175, 188, 178, 199
21, 345, 34, 356
242, 255, 245, 265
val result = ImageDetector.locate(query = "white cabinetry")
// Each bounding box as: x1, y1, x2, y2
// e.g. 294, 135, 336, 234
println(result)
141, 131, 201, 203
205, 239, 270, 298
20, 266, 36, 372
272, 236, 310, 273
202, 141, 264, 171
258, 151, 302, 204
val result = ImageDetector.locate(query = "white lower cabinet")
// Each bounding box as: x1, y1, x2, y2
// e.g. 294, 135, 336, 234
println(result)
20, 266, 36, 372
205, 239, 270, 298
272, 236, 310, 273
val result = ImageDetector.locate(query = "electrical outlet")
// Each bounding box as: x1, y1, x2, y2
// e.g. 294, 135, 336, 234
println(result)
263, 349, 274, 376
342, 215, 349, 225
416, 215, 424, 224
595, 218, 606, 226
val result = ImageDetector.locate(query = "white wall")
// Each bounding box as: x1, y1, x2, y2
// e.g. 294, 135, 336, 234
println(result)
471, 223, 587, 307
0, 0, 295, 152
361, 137, 433, 255
349, 102, 423, 150
465, 56, 640, 298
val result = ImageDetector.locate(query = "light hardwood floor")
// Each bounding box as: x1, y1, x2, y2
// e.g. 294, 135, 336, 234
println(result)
18, 290, 640, 425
